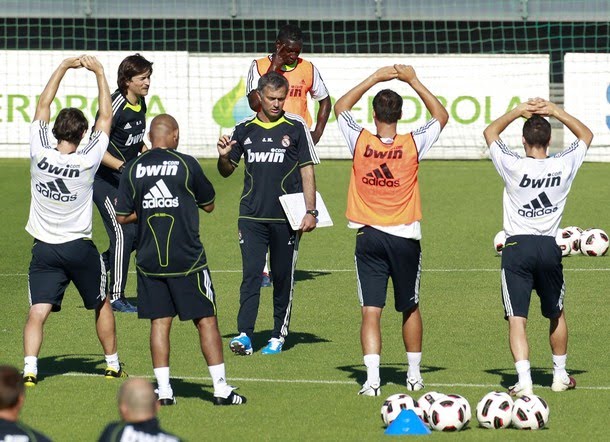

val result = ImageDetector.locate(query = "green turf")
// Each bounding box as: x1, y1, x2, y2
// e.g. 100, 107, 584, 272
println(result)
1, 158, 609, 440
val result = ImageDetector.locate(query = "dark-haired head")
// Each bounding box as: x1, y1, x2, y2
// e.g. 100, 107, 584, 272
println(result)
0, 365, 24, 410
523, 115, 551, 148
52, 108, 88, 145
277, 24, 303, 44
373, 89, 403, 124
117, 53, 153, 96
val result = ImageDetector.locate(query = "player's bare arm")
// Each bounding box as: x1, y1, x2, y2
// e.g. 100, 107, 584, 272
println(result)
333, 66, 398, 116
299, 164, 317, 232
395, 64, 449, 129
81, 55, 112, 136
483, 101, 535, 146
101, 152, 126, 172
217, 135, 237, 177
200, 202, 215, 213
531, 99, 593, 147
34, 57, 82, 122
117, 213, 138, 224
311, 96, 332, 145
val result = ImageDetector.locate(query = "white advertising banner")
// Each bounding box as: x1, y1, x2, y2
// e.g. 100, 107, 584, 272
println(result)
1, 51, 548, 159
0, 50, 189, 158
564, 53, 610, 162
191, 54, 549, 159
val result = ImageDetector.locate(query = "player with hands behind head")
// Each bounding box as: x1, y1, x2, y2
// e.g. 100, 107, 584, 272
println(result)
334, 64, 448, 396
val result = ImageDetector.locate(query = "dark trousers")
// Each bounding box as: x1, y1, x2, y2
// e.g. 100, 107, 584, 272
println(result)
93, 177, 137, 301
237, 219, 300, 339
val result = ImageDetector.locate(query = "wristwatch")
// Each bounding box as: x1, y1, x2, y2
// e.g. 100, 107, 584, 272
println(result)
306, 209, 319, 217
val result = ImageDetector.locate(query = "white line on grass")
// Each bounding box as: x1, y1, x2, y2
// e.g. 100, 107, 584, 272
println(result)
53, 371, 610, 390
2, 268, 610, 277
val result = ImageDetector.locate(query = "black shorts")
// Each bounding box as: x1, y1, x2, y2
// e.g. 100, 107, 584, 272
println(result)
355, 226, 422, 312
501, 235, 564, 319
137, 268, 217, 320
28, 239, 106, 312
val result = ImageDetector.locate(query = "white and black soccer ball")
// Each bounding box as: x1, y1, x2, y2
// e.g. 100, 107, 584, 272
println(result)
417, 391, 445, 419
493, 230, 507, 255
428, 397, 468, 432
410, 406, 429, 426
561, 226, 583, 255
511, 394, 550, 430
380, 393, 418, 427
476, 391, 513, 429
579, 228, 609, 257
446, 394, 471, 426
555, 230, 572, 256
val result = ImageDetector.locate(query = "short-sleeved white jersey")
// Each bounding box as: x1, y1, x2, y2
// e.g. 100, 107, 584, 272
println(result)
26, 120, 109, 244
490, 138, 587, 237
337, 111, 442, 239
246, 57, 329, 101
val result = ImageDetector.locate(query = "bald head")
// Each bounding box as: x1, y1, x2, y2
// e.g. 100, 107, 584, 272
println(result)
118, 378, 158, 422
148, 114, 179, 149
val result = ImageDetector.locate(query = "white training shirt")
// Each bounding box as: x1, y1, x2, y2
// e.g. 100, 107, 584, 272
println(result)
337, 111, 442, 239
26, 120, 109, 244
246, 56, 329, 101
490, 138, 587, 237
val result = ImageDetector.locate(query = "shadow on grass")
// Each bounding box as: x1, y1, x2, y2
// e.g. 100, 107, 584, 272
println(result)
170, 377, 215, 404
485, 366, 587, 389
37, 354, 106, 383
336, 363, 446, 386
293, 269, 332, 282
222, 330, 330, 353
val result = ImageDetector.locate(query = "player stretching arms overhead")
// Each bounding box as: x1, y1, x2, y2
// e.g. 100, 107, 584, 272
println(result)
335, 65, 448, 396
23, 55, 127, 386
484, 98, 593, 397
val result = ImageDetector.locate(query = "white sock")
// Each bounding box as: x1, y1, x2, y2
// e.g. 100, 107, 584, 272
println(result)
209, 363, 229, 396
363, 354, 380, 386
552, 354, 568, 378
154, 367, 172, 396
406, 352, 422, 379
24, 356, 38, 376
104, 353, 120, 371
515, 359, 532, 386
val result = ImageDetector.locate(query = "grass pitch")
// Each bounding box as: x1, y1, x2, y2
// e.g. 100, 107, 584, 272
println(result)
1, 158, 609, 440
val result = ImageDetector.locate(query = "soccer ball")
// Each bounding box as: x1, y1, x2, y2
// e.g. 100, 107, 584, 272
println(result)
380, 393, 418, 427
493, 230, 506, 255
476, 391, 513, 429
511, 395, 550, 430
561, 226, 583, 255
446, 394, 471, 426
579, 228, 609, 257
417, 391, 445, 419
555, 231, 572, 256
410, 406, 428, 426
428, 397, 468, 431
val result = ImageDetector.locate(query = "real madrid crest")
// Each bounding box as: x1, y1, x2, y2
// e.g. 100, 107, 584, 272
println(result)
281, 135, 291, 148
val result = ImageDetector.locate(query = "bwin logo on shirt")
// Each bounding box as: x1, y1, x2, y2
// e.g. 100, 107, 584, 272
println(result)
125, 131, 145, 146
142, 179, 179, 209
519, 173, 561, 188
136, 161, 179, 178
247, 149, 285, 163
